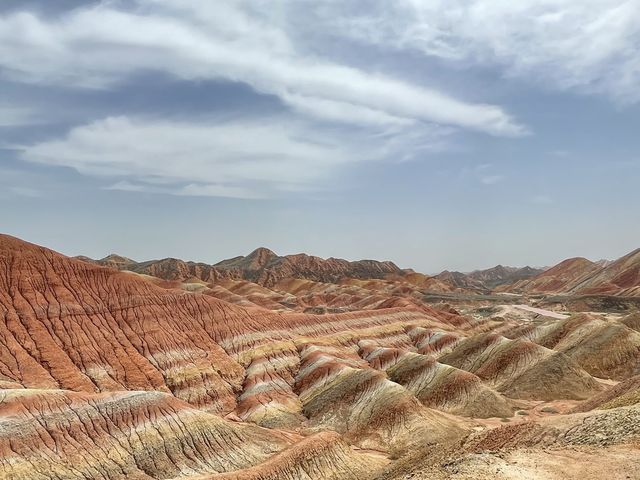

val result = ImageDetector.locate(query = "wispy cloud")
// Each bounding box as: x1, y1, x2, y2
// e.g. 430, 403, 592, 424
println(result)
0, 1, 525, 136
476, 163, 493, 171
460, 164, 506, 185
480, 174, 505, 185
105, 180, 262, 199
6, 186, 41, 198
20, 115, 446, 198
323, 0, 640, 104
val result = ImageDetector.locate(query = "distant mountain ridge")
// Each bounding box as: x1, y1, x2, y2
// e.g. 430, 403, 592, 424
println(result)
76, 247, 640, 296
79, 247, 404, 287
500, 248, 640, 296
436, 265, 544, 291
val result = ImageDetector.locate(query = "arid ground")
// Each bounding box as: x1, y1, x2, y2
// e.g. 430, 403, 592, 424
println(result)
1, 234, 639, 479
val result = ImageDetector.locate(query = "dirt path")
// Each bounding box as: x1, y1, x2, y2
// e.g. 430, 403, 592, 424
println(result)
512, 305, 569, 319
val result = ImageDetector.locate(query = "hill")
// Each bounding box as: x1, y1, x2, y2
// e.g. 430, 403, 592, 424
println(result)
436, 265, 543, 291
4, 233, 640, 479
502, 249, 640, 296
79, 246, 406, 287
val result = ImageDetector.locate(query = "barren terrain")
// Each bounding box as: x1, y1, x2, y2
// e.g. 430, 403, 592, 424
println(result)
1, 234, 639, 479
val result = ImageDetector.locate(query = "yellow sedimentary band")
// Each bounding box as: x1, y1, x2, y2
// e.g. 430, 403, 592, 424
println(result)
0, 389, 292, 479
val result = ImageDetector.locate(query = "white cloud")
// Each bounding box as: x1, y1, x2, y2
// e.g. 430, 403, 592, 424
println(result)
322, 0, 640, 103
476, 163, 493, 171
7, 186, 41, 198
105, 180, 261, 199
19, 115, 444, 198
0, 1, 525, 136
281, 93, 415, 128
480, 174, 505, 185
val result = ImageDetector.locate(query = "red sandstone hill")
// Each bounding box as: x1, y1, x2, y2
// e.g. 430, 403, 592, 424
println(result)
80, 246, 405, 287
0, 233, 466, 477
214, 247, 404, 286
5, 233, 640, 479
502, 257, 601, 294
502, 249, 640, 296
81, 251, 455, 314
576, 248, 640, 295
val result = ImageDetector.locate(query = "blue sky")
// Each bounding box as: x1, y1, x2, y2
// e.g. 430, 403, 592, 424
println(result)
1, 0, 639, 272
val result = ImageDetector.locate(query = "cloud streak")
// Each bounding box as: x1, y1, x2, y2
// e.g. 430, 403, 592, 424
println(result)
19, 115, 447, 198
322, 0, 640, 103
480, 174, 505, 185
0, 0, 525, 136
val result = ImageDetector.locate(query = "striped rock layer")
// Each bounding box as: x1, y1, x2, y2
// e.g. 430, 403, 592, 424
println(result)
2, 233, 640, 479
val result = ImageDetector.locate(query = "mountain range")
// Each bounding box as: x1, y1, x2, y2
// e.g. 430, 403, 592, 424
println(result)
2, 233, 640, 480
436, 265, 545, 291
500, 248, 640, 296
79, 247, 404, 287
78, 245, 640, 297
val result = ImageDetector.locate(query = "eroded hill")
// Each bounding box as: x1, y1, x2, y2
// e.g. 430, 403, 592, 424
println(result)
2, 233, 640, 480
501, 249, 640, 296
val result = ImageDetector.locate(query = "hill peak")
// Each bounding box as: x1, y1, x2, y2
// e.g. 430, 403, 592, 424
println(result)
100, 254, 135, 264
246, 246, 278, 258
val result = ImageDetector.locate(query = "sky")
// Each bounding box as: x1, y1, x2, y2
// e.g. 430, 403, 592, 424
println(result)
1, 0, 640, 273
